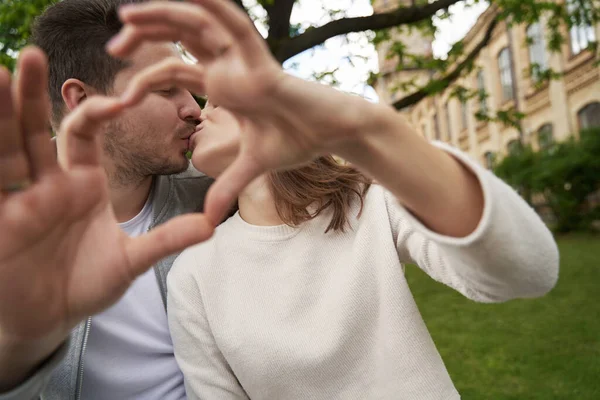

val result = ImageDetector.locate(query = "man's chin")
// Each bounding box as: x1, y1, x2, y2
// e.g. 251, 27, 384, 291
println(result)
156, 155, 190, 176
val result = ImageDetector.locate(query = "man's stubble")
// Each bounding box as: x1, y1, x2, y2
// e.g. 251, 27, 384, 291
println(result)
103, 118, 190, 188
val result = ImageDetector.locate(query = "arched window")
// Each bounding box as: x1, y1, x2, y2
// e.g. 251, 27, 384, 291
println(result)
507, 139, 521, 155
498, 48, 515, 101
577, 102, 600, 130
484, 151, 495, 170
537, 123, 553, 150
477, 70, 487, 113
460, 100, 469, 131
433, 113, 441, 140
526, 22, 547, 80
445, 102, 453, 138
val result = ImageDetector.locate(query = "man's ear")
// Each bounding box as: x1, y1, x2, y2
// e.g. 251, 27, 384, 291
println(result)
61, 79, 98, 112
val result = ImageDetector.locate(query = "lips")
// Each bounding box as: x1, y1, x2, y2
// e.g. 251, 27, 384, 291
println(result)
187, 126, 203, 150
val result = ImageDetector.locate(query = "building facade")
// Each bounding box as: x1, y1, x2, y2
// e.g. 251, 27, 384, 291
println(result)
373, 0, 600, 168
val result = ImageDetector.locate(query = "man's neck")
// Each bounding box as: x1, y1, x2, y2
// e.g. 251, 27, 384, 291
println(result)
110, 176, 154, 223
237, 175, 283, 227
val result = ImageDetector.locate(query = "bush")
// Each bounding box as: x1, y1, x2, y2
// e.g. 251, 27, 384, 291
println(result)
493, 142, 537, 205
494, 129, 600, 233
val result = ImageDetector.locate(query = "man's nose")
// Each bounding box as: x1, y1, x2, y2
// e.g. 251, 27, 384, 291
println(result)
179, 90, 202, 122
185, 116, 201, 126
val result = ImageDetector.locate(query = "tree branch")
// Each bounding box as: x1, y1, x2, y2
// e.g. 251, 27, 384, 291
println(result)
276, 0, 461, 62
264, 0, 296, 54
392, 16, 499, 110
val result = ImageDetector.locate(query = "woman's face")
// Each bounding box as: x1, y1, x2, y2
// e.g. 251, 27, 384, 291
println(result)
190, 101, 241, 178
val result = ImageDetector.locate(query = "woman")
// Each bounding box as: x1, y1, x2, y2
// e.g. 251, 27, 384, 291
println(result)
161, 103, 557, 400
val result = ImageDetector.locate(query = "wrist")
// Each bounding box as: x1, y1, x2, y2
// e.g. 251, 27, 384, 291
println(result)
265, 73, 379, 154
334, 103, 414, 164
0, 333, 66, 391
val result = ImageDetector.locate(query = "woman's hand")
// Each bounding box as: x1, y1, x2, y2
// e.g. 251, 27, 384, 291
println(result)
108, 0, 372, 224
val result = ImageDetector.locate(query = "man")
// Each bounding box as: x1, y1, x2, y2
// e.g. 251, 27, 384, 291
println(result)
0, 0, 217, 399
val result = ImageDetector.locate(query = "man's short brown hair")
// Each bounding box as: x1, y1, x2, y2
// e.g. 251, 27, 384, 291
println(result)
30, 0, 147, 127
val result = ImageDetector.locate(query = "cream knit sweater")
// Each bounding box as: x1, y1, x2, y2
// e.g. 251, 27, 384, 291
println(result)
167, 144, 559, 400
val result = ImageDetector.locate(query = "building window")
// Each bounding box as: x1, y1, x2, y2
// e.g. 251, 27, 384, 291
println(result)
445, 102, 453, 139
577, 102, 600, 130
498, 47, 515, 101
537, 123, 554, 150
484, 151, 495, 170
507, 139, 521, 155
460, 101, 468, 131
568, 0, 596, 55
476, 70, 487, 113
526, 22, 548, 80
433, 113, 441, 140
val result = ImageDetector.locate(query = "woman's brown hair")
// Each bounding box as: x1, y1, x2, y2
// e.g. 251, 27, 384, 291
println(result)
268, 156, 372, 233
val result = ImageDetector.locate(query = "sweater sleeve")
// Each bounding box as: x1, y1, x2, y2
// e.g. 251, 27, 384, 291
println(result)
167, 249, 250, 400
386, 141, 559, 303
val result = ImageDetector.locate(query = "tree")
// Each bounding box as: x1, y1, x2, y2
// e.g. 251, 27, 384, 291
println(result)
1, 0, 599, 113
494, 128, 600, 233
0, 0, 55, 70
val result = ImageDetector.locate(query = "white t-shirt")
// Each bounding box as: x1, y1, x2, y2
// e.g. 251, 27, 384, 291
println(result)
81, 196, 186, 400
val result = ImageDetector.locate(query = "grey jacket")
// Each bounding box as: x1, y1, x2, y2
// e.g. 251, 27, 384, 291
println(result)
0, 164, 213, 400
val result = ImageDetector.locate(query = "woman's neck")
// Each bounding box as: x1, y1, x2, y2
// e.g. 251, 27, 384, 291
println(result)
237, 175, 284, 226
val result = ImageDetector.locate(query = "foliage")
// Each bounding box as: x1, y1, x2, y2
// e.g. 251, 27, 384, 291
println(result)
0, 0, 55, 70
494, 128, 600, 233
493, 140, 536, 192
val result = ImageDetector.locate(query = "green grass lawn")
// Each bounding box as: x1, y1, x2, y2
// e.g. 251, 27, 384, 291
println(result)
406, 233, 600, 399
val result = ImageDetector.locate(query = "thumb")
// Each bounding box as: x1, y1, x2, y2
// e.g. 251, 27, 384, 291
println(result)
125, 214, 214, 277
59, 97, 124, 168
205, 152, 264, 225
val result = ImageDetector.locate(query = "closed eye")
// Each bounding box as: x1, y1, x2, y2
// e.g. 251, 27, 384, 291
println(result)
157, 88, 176, 96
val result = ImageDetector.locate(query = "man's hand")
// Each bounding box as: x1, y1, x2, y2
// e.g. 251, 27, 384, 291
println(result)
0, 47, 214, 391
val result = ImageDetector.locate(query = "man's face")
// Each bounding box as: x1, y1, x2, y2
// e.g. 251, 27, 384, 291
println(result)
107, 42, 201, 184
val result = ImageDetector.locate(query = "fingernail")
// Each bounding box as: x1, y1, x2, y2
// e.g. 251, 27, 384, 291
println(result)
119, 4, 135, 15
106, 36, 123, 52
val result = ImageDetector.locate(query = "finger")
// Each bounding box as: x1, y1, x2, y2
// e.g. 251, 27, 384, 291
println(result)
120, 1, 224, 38
125, 213, 215, 277
111, 3, 232, 60
59, 96, 124, 168
192, 0, 270, 62
205, 152, 263, 225
106, 24, 183, 59
15, 47, 57, 180
120, 59, 206, 106
0, 67, 30, 194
